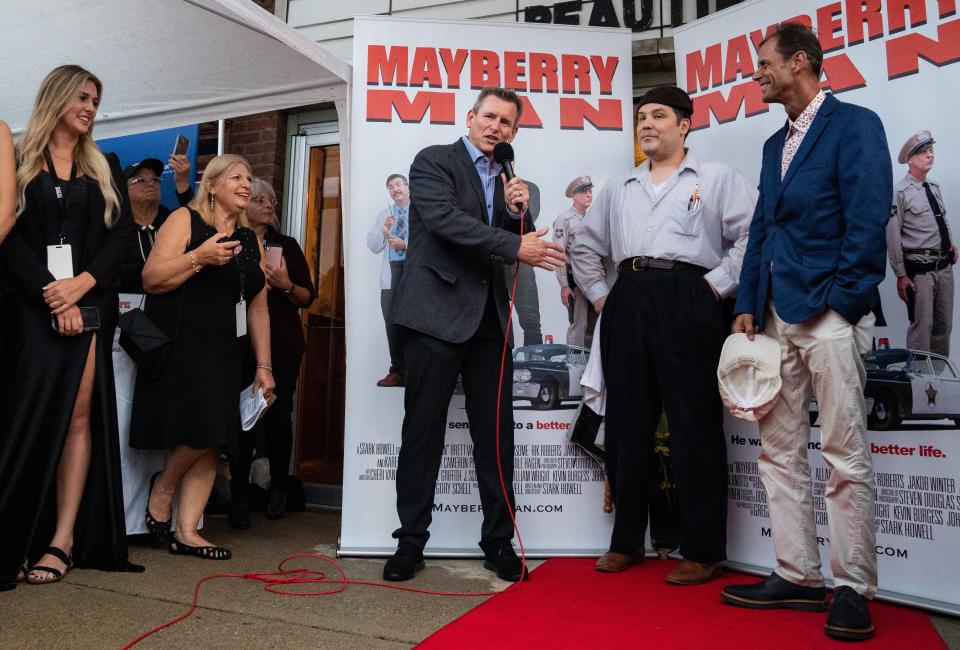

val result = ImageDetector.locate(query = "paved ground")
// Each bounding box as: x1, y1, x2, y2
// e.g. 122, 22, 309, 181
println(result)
1, 510, 957, 648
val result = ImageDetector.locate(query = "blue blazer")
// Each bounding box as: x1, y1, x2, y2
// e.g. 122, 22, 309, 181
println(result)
735, 93, 892, 329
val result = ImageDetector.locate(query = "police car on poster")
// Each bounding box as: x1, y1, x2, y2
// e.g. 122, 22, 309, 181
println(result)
810, 348, 960, 430
511, 343, 589, 410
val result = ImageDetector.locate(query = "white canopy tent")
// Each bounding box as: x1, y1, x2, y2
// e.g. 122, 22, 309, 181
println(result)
0, 0, 351, 138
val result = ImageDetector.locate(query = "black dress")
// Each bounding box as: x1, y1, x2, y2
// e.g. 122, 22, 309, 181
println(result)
129, 209, 264, 452
0, 157, 139, 588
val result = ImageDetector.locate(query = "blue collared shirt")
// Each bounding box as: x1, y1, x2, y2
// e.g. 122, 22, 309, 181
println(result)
460, 136, 502, 224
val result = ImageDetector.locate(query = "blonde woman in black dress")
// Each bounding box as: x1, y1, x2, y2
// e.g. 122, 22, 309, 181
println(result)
0, 65, 139, 589
131, 154, 274, 560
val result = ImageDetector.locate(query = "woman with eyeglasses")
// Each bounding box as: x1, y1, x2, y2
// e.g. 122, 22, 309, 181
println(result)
0, 66, 142, 589
228, 178, 314, 528
119, 157, 193, 293
0, 119, 15, 245
130, 154, 274, 561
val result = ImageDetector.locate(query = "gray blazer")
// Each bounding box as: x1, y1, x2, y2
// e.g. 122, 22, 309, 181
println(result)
392, 139, 534, 344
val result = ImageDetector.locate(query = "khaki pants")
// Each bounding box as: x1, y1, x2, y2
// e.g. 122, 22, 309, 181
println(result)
906, 265, 954, 356
566, 288, 598, 348
759, 302, 877, 597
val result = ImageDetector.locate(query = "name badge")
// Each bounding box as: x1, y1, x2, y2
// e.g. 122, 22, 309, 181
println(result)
236, 300, 247, 337
47, 244, 74, 280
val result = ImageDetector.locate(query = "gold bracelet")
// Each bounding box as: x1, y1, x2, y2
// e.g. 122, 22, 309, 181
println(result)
189, 251, 200, 273
256, 364, 273, 372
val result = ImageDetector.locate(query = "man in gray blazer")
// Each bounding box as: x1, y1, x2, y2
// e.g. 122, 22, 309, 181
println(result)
384, 87, 565, 583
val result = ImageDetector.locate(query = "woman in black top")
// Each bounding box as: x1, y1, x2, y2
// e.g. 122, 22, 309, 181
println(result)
0, 65, 140, 589
229, 178, 314, 528
130, 154, 274, 560
119, 156, 194, 294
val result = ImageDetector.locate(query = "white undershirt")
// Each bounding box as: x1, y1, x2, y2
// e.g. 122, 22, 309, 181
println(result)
650, 179, 668, 201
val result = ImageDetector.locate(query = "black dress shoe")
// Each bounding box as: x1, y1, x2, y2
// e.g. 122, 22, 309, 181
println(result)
825, 586, 874, 641
227, 501, 250, 530
265, 487, 286, 520
480, 540, 528, 582
383, 544, 425, 582
721, 572, 827, 611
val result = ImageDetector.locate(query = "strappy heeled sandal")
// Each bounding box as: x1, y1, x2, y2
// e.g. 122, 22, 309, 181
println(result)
168, 537, 232, 561
25, 547, 73, 585
145, 472, 173, 543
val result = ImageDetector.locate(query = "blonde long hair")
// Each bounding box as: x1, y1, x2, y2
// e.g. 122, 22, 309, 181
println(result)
189, 154, 252, 229
15, 65, 121, 226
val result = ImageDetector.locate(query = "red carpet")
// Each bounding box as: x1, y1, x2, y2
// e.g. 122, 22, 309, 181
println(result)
418, 558, 946, 649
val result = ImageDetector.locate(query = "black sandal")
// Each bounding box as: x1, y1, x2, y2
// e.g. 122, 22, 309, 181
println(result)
145, 472, 173, 543
168, 538, 232, 561
26, 547, 73, 585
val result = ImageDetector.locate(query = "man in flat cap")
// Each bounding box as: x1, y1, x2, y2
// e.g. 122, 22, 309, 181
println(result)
887, 130, 954, 356
725, 23, 890, 642
552, 175, 598, 346
572, 85, 755, 585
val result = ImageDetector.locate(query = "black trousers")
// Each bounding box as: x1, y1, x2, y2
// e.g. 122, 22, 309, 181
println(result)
231, 363, 300, 503
380, 261, 406, 374
393, 295, 516, 550
600, 265, 727, 563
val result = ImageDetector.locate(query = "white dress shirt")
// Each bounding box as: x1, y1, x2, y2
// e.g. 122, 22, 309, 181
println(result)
571, 150, 757, 302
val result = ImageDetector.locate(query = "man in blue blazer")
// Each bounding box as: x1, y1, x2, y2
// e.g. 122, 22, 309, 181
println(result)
720, 24, 892, 642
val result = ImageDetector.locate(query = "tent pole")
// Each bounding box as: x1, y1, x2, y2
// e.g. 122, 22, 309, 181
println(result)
217, 119, 225, 155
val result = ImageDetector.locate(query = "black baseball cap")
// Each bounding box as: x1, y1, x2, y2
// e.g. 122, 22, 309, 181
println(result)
123, 158, 164, 180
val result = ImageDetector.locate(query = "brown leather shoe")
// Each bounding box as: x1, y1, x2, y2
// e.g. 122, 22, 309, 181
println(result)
665, 559, 724, 585
376, 372, 405, 387
595, 548, 644, 573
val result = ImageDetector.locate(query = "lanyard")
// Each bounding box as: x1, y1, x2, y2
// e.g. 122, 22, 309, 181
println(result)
43, 148, 78, 244
136, 226, 155, 262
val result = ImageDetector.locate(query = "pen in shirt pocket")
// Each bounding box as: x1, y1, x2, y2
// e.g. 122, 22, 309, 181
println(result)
687, 184, 701, 211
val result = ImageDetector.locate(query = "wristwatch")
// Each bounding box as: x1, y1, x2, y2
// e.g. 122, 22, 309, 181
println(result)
283, 282, 295, 296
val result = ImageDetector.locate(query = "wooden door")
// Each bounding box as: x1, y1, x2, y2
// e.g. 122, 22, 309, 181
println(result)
294, 144, 345, 485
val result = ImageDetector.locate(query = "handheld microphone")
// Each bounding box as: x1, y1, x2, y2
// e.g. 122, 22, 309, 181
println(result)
493, 142, 516, 181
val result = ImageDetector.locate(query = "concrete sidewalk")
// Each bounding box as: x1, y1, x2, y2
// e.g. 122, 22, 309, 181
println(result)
1, 511, 957, 648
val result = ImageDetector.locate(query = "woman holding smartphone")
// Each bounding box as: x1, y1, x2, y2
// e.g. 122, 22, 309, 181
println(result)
228, 178, 314, 528
131, 155, 274, 560
0, 66, 140, 590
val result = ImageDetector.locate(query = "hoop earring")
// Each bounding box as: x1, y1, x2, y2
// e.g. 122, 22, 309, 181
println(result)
208, 194, 215, 209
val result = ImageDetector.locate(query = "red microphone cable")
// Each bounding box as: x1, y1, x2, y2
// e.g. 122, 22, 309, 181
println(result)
122, 187, 534, 649
492, 196, 528, 581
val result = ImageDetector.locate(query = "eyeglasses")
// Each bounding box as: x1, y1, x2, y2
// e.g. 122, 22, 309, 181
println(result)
251, 196, 278, 207
128, 177, 161, 187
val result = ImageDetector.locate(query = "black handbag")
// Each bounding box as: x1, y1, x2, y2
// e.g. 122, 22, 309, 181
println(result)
118, 307, 169, 361
118, 291, 182, 377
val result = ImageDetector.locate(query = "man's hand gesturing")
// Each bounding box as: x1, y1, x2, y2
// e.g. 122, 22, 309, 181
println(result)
516, 227, 565, 271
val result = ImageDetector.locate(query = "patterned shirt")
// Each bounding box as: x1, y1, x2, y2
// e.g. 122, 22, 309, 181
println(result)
781, 90, 827, 179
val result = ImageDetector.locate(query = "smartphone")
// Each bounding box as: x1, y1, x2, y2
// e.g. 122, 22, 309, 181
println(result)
172, 134, 190, 158
50, 306, 100, 332
265, 245, 283, 268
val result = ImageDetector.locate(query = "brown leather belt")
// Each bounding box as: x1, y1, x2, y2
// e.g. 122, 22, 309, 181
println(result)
617, 256, 707, 273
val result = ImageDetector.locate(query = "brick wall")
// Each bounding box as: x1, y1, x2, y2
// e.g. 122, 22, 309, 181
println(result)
227, 111, 287, 199
224, 2, 287, 197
